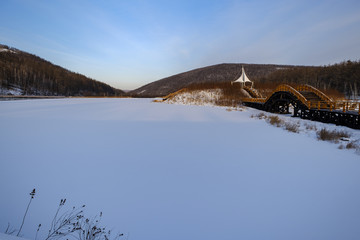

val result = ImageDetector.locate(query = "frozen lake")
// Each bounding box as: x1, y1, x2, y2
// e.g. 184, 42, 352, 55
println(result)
0, 98, 359, 240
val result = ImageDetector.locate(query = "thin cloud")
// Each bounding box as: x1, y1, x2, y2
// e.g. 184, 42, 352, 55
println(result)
1, 0, 359, 89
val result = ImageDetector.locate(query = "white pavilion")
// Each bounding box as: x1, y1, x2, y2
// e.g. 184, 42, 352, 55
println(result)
233, 66, 253, 88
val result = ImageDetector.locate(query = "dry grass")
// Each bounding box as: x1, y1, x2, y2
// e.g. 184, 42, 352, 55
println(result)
340, 141, 360, 152
346, 141, 358, 149
252, 113, 287, 128
226, 107, 243, 112
321, 88, 345, 100
185, 81, 248, 107
251, 112, 359, 154
316, 128, 351, 142
251, 112, 267, 119
251, 82, 278, 98
284, 122, 300, 133
305, 123, 317, 131
266, 115, 284, 127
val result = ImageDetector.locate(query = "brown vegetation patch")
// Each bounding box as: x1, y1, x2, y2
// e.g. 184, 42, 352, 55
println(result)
251, 112, 267, 119
316, 128, 351, 142
305, 123, 317, 131
187, 82, 248, 107
284, 122, 300, 133
266, 115, 284, 127
346, 141, 358, 149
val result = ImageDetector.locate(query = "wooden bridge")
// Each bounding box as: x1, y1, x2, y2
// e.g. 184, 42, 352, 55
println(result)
243, 84, 360, 129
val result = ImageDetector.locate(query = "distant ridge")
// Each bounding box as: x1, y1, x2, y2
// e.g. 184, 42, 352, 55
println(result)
129, 63, 296, 97
0, 44, 124, 96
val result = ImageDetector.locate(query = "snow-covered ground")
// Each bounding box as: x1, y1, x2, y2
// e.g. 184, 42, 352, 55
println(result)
1, 98, 360, 240
166, 89, 223, 106
165, 88, 250, 106
0, 233, 28, 240
0, 86, 23, 96
0, 47, 17, 54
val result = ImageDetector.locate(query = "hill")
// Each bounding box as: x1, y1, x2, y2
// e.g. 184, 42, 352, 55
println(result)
130, 61, 359, 99
0, 44, 124, 96
128, 63, 296, 97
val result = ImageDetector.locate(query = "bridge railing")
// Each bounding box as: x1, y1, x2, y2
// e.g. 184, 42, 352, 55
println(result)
243, 86, 262, 98
308, 101, 331, 110
273, 84, 309, 107
299, 101, 360, 114
296, 84, 333, 104
242, 84, 360, 114
242, 84, 309, 107
331, 101, 360, 114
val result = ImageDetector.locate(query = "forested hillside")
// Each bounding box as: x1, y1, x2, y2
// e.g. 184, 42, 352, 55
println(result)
131, 61, 359, 99
256, 61, 360, 99
0, 44, 123, 96
129, 63, 294, 97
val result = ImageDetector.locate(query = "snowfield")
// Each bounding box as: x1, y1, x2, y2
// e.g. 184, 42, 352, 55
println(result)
0, 98, 360, 240
0, 233, 28, 240
0, 86, 23, 96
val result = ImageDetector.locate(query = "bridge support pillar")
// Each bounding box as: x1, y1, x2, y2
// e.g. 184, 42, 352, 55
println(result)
293, 107, 298, 117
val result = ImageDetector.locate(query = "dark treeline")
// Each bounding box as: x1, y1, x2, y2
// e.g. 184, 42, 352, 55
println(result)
256, 60, 360, 99
0, 44, 124, 96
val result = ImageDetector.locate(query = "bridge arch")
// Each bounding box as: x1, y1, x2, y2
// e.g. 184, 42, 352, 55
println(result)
253, 84, 309, 113
264, 90, 308, 113
242, 84, 359, 129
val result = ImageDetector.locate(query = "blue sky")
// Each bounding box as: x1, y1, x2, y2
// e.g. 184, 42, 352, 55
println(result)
1, 0, 360, 90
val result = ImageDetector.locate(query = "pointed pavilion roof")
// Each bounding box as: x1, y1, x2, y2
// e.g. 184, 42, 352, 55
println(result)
233, 66, 252, 84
